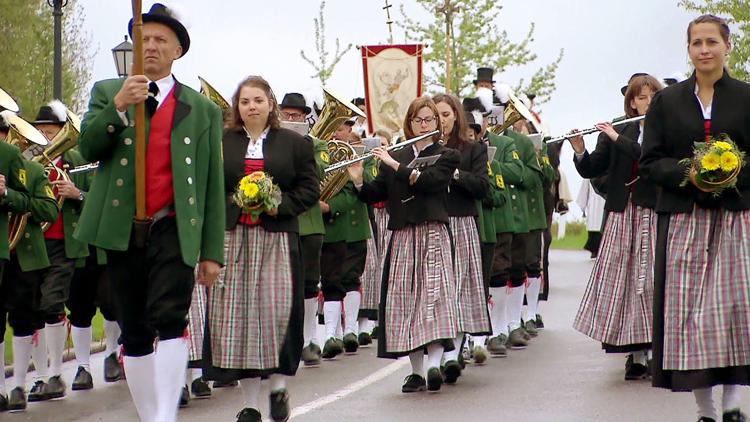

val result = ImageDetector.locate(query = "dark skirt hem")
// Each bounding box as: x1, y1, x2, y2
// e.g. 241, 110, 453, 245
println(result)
358, 309, 377, 320
602, 342, 651, 353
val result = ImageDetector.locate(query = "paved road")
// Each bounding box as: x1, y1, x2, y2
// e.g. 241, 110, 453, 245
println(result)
6, 250, 748, 421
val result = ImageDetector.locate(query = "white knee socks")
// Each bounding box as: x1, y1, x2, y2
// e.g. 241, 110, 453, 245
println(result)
46, 322, 67, 376
104, 319, 121, 356
124, 353, 158, 422
323, 301, 342, 340
72, 326, 92, 370
0, 342, 4, 394
507, 285, 525, 330
426, 343, 444, 369
154, 338, 189, 422
269, 374, 286, 393
409, 351, 424, 377
343, 291, 361, 335
31, 328, 48, 381
489, 287, 509, 337
442, 334, 464, 361
722, 384, 742, 413
693, 387, 716, 420
240, 378, 261, 410
525, 277, 542, 320
358, 318, 373, 335
303, 298, 319, 346
13, 336, 33, 390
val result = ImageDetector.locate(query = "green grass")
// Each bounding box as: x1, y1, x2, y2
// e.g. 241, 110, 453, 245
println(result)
4, 311, 106, 365
550, 221, 588, 250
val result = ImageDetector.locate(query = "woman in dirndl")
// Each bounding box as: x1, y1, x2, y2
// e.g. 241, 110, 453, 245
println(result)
569, 74, 663, 381
347, 96, 461, 393
203, 75, 319, 422
434, 93, 491, 380
641, 15, 750, 422
357, 130, 394, 344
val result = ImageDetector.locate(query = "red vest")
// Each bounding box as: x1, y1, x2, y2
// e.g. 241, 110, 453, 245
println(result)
146, 87, 177, 217
44, 158, 65, 240
238, 159, 264, 226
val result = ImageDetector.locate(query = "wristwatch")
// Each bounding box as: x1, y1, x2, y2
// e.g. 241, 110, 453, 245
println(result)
77, 191, 85, 201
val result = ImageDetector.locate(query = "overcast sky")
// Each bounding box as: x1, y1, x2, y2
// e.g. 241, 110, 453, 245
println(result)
78, 0, 698, 217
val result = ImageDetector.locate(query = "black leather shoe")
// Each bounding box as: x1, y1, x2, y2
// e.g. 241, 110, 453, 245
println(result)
301, 343, 321, 367
46, 375, 66, 399
624, 362, 649, 380
7, 387, 26, 411
443, 360, 462, 384
426, 367, 442, 392
191, 377, 212, 399
213, 379, 239, 388
371, 325, 379, 339
343, 333, 359, 354
179, 385, 190, 408
269, 389, 290, 422
698, 418, 716, 422
27, 380, 50, 402
104, 352, 124, 382
401, 374, 426, 393
724, 410, 747, 422
535, 314, 545, 329
236, 407, 262, 422
72, 366, 94, 390
321, 337, 343, 359
0, 393, 8, 411
358, 332, 372, 347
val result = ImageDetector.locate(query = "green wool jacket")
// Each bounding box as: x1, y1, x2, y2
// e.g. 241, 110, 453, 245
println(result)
507, 130, 556, 232
477, 159, 507, 243
298, 136, 328, 237
57, 149, 92, 260
15, 160, 59, 272
323, 182, 357, 243
487, 133, 524, 234
0, 142, 31, 260
74, 78, 226, 267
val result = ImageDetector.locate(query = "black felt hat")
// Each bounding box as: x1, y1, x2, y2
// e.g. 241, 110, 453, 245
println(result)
129, 3, 190, 58
465, 111, 481, 134
32, 101, 66, 126
621, 72, 649, 96
462, 97, 490, 116
280, 93, 311, 114
351, 97, 365, 107
473, 67, 495, 85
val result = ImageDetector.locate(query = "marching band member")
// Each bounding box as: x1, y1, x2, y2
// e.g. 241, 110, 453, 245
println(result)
280, 92, 328, 366
348, 96, 460, 393
641, 14, 750, 421
433, 93, 490, 380
29, 101, 90, 400
75, 4, 226, 421
203, 75, 318, 422
570, 74, 663, 380
0, 112, 55, 412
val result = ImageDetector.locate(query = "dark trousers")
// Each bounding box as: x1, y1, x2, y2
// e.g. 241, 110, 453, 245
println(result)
509, 231, 543, 287
300, 234, 323, 299
480, 242, 495, 298
490, 232, 513, 288
107, 218, 195, 357
2, 256, 44, 337
66, 249, 118, 328
39, 239, 76, 325
342, 240, 367, 293
320, 241, 347, 301
541, 227, 552, 301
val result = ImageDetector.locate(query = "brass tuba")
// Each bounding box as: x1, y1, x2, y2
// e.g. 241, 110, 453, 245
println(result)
486, 91, 538, 135
34, 109, 81, 231
198, 76, 230, 112
314, 88, 366, 202
1, 112, 49, 249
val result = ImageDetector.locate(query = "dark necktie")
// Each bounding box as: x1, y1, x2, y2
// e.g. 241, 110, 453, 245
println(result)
146, 82, 159, 117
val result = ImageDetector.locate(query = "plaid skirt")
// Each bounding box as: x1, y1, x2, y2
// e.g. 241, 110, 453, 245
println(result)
360, 233, 381, 312
378, 222, 458, 356
662, 207, 750, 371
374, 207, 392, 260
187, 284, 207, 363
573, 202, 655, 347
449, 216, 491, 335
208, 225, 294, 370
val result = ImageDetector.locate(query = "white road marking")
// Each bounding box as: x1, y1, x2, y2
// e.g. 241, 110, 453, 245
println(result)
289, 358, 409, 419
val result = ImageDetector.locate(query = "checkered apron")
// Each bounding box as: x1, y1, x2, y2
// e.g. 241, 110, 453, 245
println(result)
449, 216, 491, 334
573, 202, 655, 346
384, 222, 459, 353
208, 225, 293, 370
374, 207, 392, 261
663, 206, 750, 371
360, 232, 381, 312
187, 284, 207, 361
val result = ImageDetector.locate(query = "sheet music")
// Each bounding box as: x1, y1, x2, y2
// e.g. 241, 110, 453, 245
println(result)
487, 146, 497, 162
407, 154, 440, 169
280, 121, 309, 136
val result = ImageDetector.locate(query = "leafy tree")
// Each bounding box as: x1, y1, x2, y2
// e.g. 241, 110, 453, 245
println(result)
0, 0, 93, 117
300, 1, 353, 86
680, 0, 749, 81
400, 0, 564, 103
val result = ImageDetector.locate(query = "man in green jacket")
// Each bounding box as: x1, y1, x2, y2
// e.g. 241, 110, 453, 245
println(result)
74, 6, 225, 421
29, 101, 91, 401
2, 159, 58, 411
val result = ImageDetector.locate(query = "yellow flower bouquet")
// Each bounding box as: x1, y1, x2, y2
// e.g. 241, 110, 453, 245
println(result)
232, 171, 282, 218
679, 134, 745, 196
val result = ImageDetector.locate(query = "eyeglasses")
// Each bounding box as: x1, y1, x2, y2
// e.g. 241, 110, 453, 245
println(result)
282, 111, 307, 121
411, 116, 437, 125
